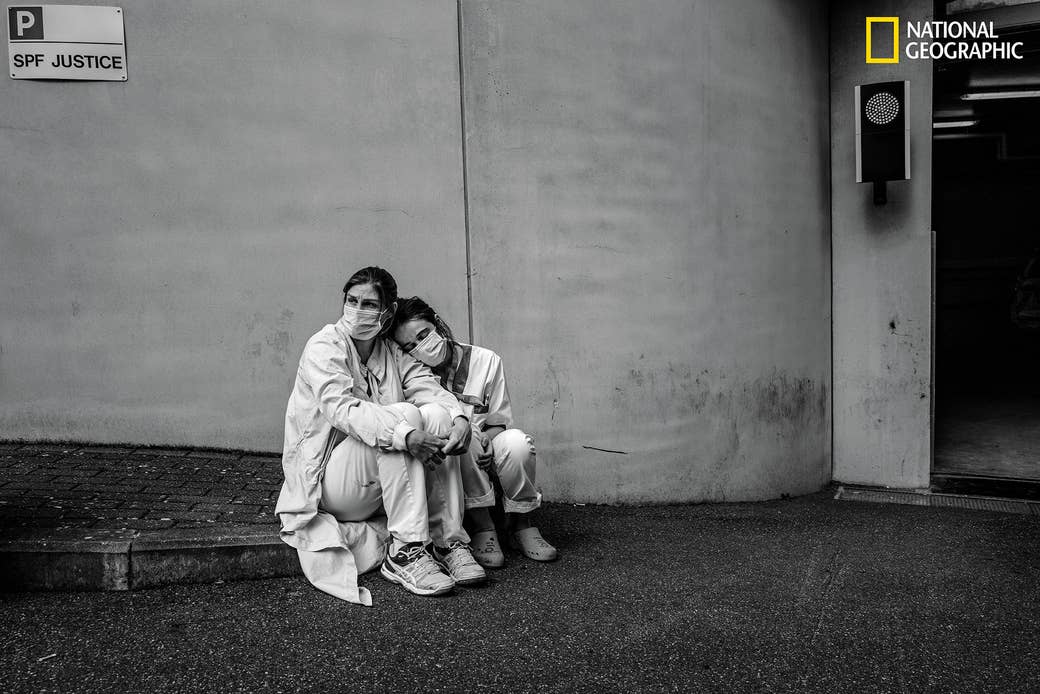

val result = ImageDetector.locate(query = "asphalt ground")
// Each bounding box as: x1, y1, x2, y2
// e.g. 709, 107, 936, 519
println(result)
2, 492, 1039, 693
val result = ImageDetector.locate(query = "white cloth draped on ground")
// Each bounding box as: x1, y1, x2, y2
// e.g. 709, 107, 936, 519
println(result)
285, 513, 389, 606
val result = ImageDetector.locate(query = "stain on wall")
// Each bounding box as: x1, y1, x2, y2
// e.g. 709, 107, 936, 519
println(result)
461, 0, 833, 503
831, 0, 933, 488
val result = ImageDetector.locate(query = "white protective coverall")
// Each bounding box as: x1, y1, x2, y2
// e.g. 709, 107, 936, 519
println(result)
275, 318, 467, 606
439, 342, 542, 514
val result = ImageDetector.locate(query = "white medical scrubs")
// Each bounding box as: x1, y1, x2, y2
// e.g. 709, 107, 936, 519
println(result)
275, 317, 468, 606
439, 342, 542, 514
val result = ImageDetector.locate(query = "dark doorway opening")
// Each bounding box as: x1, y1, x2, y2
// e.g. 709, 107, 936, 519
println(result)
932, 6, 1040, 498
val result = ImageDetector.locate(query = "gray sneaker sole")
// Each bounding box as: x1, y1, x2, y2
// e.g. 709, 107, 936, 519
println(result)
451, 571, 488, 586
380, 563, 455, 596
433, 557, 488, 586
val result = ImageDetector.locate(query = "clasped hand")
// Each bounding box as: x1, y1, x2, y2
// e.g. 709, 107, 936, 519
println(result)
405, 416, 472, 469
405, 429, 446, 468
472, 429, 495, 472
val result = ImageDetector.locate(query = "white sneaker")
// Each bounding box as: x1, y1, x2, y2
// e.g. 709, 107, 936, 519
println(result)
381, 542, 455, 596
432, 541, 488, 586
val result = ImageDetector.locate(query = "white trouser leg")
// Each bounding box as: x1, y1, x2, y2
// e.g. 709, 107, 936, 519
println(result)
419, 403, 469, 546
492, 429, 541, 514
320, 402, 430, 545
458, 435, 496, 510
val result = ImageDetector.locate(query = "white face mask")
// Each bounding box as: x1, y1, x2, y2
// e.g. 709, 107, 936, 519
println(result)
341, 304, 390, 340
410, 330, 450, 367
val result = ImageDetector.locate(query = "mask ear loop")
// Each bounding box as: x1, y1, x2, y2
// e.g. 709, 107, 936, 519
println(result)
429, 331, 451, 367
375, 304, 392, 334
379, 301, 398, 333
431, 314, 454, 347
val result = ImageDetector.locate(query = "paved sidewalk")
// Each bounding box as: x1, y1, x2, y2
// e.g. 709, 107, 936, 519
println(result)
0, 442, 280, 532
0, 442, 295, 590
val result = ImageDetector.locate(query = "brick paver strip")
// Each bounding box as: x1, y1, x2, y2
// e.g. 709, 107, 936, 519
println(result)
0, 443, 283, 532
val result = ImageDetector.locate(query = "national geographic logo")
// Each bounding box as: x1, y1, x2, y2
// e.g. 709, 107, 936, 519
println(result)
866, 17, 1025, 63
866, 17, 900, 63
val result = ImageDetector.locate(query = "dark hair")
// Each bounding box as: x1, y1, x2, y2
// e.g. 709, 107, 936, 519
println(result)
342, 266, 398, 336
393, 296, 456, 344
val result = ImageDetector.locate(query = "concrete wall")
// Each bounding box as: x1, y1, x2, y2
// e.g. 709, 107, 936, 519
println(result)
831, 0, 934, 488
3, 0, 837, 504
0, 1, 468, 450
461, 0, 832, 503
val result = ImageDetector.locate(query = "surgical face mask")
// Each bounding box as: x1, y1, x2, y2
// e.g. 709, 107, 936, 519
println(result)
341, 304, 390, 340
410, 330, 450, 367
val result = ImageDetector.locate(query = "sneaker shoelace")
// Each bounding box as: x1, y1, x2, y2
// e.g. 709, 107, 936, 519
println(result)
397, 545, 443, 581
440, 541, 475, 571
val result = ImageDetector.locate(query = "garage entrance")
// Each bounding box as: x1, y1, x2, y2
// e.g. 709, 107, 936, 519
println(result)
932, 8, 1040, 497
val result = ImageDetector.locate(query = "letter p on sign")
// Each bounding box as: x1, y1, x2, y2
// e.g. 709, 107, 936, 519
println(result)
8, 7, 44, 40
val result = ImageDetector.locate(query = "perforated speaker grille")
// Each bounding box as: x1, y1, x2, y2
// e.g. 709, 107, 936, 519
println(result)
865, 91, 900, 125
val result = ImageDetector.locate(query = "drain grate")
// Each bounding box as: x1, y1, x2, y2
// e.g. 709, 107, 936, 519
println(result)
835, 486, 1040, 516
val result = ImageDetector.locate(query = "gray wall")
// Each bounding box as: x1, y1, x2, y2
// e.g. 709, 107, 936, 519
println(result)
0, 1, 469, 450
461, 0, 832, 503
3, 0, 835, 504
831, 0, 934, 488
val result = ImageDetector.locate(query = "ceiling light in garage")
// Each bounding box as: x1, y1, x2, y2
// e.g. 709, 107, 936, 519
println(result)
933, 120, 980, 128
961, 89, 1040, 100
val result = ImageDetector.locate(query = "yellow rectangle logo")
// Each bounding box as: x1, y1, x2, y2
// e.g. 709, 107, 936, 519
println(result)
866, 17, 899, 63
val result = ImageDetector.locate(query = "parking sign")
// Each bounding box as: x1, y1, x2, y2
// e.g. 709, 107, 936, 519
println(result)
7, 5, 126, 80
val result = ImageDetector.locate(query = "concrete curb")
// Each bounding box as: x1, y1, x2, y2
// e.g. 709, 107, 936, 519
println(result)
0, 526, 301, 592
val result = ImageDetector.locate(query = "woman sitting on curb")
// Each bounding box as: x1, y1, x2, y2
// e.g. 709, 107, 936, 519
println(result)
275, 267, 486, 605
392, 296, 557, 568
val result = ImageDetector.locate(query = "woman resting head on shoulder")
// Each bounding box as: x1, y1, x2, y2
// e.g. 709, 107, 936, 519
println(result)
392, 296, 557, 568
274, 267, 486, 605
